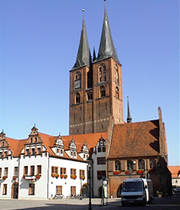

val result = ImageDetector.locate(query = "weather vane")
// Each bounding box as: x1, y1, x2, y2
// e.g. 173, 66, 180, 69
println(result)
82, 8, 85, 19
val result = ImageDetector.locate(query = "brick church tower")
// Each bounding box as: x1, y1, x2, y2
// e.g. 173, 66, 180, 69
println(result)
69, 8, 124, 135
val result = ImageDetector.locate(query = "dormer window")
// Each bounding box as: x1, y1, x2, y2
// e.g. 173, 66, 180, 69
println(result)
69, 139, 76, 158
37, 148, 41, 155
97, 138, 106, 152
26, 149, 30, 156
32, 148, 35, 156
55, 136, 64, 156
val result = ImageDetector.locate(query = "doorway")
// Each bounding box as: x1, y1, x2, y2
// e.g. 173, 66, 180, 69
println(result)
12, 183, 18, 199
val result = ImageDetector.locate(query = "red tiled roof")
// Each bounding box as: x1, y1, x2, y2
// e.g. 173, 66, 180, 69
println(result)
5, 131, 107, 161
168, 166, 180, 178
62, 132, 107, 153
108, 120, 160, 159
6, 137, 26, 157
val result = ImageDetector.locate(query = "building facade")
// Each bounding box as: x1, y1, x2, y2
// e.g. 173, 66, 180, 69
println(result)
0, 6, 171, 199
0, 127, 107, 199
69, 8, 124, 135
168, 166, 180, 187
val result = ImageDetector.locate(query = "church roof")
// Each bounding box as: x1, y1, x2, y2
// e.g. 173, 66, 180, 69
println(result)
97, 7, 119, 63
108, 120, 160, 159
73, 18, 91, 69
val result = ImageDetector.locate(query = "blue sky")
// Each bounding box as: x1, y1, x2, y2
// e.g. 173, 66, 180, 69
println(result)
0, 0, 179, 165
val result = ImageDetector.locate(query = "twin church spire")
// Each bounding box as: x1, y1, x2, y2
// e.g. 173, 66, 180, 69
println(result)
73, 7, 119, 69
73, 18, 91, 69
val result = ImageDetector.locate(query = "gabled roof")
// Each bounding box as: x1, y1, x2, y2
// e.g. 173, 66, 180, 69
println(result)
4, 131, 107, 161
6, 137, 26, 157
73, 18, 91, 69
62, 132, 107, 153
108, 120, 160, 159
97, 7, 119, 63
168, 166, 180, 178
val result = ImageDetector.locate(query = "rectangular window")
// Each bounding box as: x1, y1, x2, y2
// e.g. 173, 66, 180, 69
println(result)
51, 166, 58, 174
80, 169, 85, 180
29, 183, 35, 195
80, 170, 85, 176
70, 168, 76, 179
60, 168, 66, 175
4, 167, 8, 177
56, 186, 62, 195
32, 148, 35, 156
97, 157, 106, 165
14, 167, 19, 176
97, 170, 106, 180
70, 168, 76, 176
71, 186, 76, 196
30, 166, 35, 176
24, 166, 28, 176
0, 168, 2, 178
37, 165, 42, 175
3, 184, 7, 195
0, 152, 2, 158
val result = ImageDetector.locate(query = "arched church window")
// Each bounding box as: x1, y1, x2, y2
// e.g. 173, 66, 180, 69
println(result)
127, 160, 134, 170
138, 159, 145, 170
115, 87, 119, 98
150, 159, 156, 168
115, 160, 121, 171
99, 67, 102, 82
75, 71, 81, 80
74, 72, 81, 89
98, 64, 106, 82
87, 91, 93, 101
114, 65, 119, 85
100, 86, 106, 98
75, 93, 80, 104
103, 64, 106, 81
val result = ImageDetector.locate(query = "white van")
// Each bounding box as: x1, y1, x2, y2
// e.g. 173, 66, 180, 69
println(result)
121, 178, 153, 206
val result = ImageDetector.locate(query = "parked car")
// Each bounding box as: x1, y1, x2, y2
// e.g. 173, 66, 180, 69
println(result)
173, 187, 180, 194
121, 178, 153, 206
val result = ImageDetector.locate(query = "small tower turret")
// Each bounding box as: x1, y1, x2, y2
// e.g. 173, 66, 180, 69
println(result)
127, 96, 132, 123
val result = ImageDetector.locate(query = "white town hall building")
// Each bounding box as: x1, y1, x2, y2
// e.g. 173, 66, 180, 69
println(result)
0, 127, 107, 199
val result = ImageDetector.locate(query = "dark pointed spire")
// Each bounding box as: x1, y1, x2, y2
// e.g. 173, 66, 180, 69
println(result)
93, 47, 96, 61
97, 6, 119, 62
127, 96, 132, 123
73, 14, 91, 69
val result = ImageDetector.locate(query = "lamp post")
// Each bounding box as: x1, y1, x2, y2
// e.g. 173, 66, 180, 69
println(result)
88, 158, 92, 210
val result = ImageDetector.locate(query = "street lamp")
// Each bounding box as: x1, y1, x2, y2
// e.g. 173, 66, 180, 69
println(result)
88, 158, 92, 210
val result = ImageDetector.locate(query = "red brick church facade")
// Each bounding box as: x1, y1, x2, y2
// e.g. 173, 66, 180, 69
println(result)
69, 7, 171, 197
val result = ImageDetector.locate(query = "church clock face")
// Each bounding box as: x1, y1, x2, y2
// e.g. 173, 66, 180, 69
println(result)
74, 80, 81, 89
